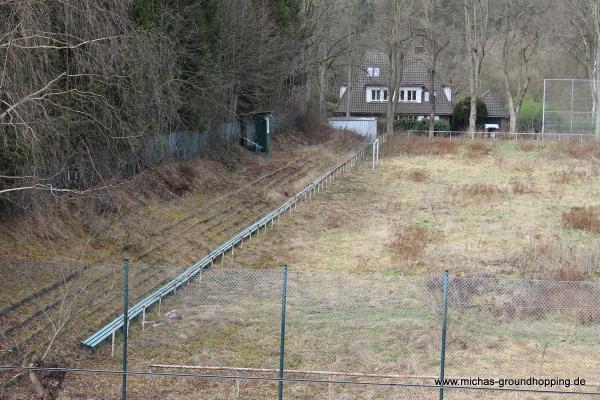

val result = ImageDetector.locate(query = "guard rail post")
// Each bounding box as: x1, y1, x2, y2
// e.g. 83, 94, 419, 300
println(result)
438, 270, 449, 400
277, 265, 288, 400
122, 259, 129, 400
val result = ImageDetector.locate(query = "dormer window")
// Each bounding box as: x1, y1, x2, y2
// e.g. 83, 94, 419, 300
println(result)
367, 67, 380, 77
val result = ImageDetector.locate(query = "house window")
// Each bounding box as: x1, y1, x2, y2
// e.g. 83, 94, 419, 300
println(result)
367, 67, 380, 77
398, 88, 421, 103
366, 87, 388, 103
424, 91, 430, 102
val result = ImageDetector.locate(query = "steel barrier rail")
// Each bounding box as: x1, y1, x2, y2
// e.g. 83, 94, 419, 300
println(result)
82, 139, 380, 350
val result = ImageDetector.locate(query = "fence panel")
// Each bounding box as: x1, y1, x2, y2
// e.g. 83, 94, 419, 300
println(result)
444, 277, 600, 395
543, 79, 599, 136
6, 269, 600, 399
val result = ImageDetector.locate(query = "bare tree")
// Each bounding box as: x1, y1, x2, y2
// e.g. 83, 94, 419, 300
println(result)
562, 0, 600, 138
417, 0, 451, 137
298, 0, 357, 116
379, 0, 417, 136
499, 0, 540, 133
0, 0, 179, 209
460, 0, 494, 137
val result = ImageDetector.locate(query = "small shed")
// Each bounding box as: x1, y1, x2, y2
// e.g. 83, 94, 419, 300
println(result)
328, 117, 378, 138
240, 111, 274, 153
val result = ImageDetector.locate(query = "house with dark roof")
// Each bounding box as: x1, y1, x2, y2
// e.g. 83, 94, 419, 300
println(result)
334, 48, 454, 122
480, 90, 509, 132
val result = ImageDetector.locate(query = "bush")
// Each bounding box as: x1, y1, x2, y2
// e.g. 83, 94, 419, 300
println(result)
394, 118, 450, 132
452, 97, 488, 130
517, 97, 542, 132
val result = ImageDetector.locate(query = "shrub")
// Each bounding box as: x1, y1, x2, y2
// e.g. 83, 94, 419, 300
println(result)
452, 97, 488, 130
562, 207, 600, 234
394, 118, 451, 132
517, 97, 543, 132
379, 118, 451, 133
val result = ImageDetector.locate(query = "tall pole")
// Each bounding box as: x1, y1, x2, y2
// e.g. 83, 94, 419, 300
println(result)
541, 79, 547, 139
438, 270, 449, 400
278, 265, 289, 400
570, 79, 575, 134
122, 259, 129, 400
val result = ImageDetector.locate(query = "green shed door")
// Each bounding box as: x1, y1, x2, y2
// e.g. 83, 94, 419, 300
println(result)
255, 117, 270, 153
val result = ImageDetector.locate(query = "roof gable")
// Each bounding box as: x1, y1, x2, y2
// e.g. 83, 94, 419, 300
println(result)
481, 90, 509, 118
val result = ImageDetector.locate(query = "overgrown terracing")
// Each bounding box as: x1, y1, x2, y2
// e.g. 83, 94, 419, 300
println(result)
0, 126, 364, 397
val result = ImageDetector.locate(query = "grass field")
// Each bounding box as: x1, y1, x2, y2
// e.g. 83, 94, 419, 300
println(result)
225, 137, 600, 280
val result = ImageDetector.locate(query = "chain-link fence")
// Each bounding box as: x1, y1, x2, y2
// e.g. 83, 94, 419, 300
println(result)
4, 268, 600, 399
543, 79, 600, 138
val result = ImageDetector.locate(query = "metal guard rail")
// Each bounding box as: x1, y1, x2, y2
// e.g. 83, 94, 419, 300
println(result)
82, 139, 379, 349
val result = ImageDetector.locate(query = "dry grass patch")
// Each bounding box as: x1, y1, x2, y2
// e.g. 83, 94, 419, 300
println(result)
551, 169, 588, 184
546, 140, 600, 160
562, 207, 600, 234
510, 178, 536, 194
390, 225, 441, 261
384, 135, 459, 157
406, 168, 431, 182
517, 140, 537, 152
448, 183, 505, 204
466, 140, 493, 159
518, 238, 600, 281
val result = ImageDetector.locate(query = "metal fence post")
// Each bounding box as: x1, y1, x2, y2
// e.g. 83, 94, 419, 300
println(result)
278, 265, 289, 400
122, 259, 129, 400
439, 270, 449, 400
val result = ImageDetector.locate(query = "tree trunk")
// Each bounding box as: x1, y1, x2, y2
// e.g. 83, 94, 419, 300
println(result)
595, 56, 600, 138
469, 87, 477, 137
319, 55, 327, 115
428, 54, 437, 138
386, 97, 396, 136
345, 18, 352, 118
504, 71, 517, 133
386, 51, 402, 136
595, 79, 600, 138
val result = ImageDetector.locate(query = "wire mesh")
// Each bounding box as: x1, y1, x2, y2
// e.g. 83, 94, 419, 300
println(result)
445, 276, 600, 394
5, 268, 600, 399
543, 79, 599, 136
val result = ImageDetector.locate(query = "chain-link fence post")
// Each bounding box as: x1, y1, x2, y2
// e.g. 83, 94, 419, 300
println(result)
278, 265, 288, 400
438, 270, 449, 400
122, 259, 129, 400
